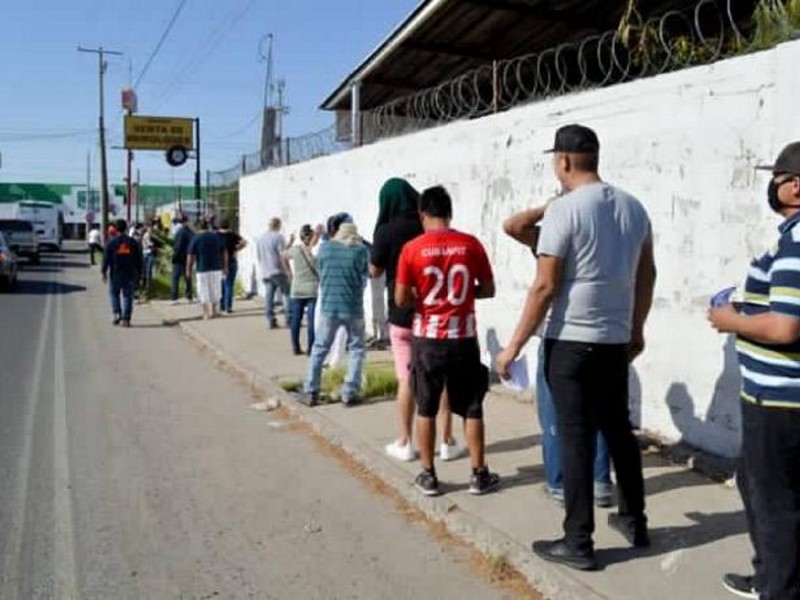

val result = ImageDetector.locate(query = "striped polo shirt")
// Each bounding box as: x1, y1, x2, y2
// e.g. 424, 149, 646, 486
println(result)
737, 212, 800, 408
317, 239, 369, 320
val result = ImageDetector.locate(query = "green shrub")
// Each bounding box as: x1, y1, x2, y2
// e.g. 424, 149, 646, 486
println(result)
279, 361, 398, 401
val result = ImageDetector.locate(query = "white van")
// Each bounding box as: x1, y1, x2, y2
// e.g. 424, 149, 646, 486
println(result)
15, 201, 63, 251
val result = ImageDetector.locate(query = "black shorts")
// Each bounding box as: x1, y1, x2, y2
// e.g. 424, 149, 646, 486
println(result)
410, 337, 489, 420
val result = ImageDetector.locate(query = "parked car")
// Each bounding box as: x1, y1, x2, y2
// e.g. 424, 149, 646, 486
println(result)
0, 231, 19, 291
0, 219, 39, 264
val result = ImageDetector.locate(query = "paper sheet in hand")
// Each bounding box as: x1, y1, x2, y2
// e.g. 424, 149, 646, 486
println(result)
502, 355, 530, 392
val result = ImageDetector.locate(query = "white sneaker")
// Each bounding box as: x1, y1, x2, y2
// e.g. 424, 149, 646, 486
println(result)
385, 440, 417, 462
169, 300, 179, 306
439, 440, 467, 461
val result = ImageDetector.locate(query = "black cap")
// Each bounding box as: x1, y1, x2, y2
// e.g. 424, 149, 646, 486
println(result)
756, 142, 800, 176
545, 124, 600, 154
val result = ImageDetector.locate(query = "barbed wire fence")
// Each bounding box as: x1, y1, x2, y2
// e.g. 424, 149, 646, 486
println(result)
366, 0, 799, 139
208, 0, 799, 193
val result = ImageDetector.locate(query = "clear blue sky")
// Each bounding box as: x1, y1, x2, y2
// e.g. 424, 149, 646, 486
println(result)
0, 0, 419, 187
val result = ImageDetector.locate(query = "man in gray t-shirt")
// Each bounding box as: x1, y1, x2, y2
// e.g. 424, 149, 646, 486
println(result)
496, 124, 657, 571
256, 217, 291, 329
539, 180, 651, 344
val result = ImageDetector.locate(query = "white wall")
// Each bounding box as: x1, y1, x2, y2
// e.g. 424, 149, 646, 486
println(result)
239, 41, 800, 458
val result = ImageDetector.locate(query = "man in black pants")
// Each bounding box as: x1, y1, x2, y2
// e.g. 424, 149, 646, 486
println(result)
710, 142, 800, 600
496, 124, 657, 570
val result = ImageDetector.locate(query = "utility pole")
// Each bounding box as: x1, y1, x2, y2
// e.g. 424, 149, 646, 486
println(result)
86, 151, 92, 228
78, 45, 122, 242
194, 118, 201, 207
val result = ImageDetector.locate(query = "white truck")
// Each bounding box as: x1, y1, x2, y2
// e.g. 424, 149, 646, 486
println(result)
0, 201, 64, 251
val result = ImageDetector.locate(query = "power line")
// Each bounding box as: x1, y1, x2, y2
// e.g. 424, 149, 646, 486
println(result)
0, 129, 96, 142
151, 0, 256, 112
133, 0, 188, 91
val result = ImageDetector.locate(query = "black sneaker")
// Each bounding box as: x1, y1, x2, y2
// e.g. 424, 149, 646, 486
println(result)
469, 468, 500, 495
608, 513, 650, 547
414, 470, 439, 496
721, 573, 760, 599
297, 392, 319, 407
112, 314, 121, 326
532, 539, 597, 571
122, 320, 131, 328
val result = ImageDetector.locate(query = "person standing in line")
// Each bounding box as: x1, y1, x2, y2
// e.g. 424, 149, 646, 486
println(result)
300, 221, 369, 407
171, 215, 194, 304
87, 224, 102, 266
256, 217, 291, 329
371, 177, 465, 463
317, 213, 353, 367
710, 142, 800, 600
218, 219, 247, 314
495, 125, 656, 571
187, 218, 228, 321
503, 206, 613, 507
102, 218, 142, 328
141, 220, 161, 299
395, 185, 500, 496
283, 224, 320, 355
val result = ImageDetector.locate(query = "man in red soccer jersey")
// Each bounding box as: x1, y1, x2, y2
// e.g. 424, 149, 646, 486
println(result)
395, 185, 500, 496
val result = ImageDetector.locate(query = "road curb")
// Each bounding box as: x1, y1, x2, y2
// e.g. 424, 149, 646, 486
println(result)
158, 308, 606, 600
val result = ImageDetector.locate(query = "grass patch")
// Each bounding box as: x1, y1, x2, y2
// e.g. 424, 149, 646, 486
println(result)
280, 380, 302, 393
279, 361, 397, 401
147, 268, 245, 301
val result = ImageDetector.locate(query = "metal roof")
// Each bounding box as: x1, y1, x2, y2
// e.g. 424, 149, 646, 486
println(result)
320, 0, 731, 112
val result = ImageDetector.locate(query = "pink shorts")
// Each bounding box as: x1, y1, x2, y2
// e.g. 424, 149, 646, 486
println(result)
389, 325, 413, 381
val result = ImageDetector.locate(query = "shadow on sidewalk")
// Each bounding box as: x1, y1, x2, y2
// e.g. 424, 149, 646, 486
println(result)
597, 509, 747, 567
130, 322, 177, 329
443, 463, 547, 494
160, 316, 205, 326
643, 467, 715, 497
486, 434, 541, 454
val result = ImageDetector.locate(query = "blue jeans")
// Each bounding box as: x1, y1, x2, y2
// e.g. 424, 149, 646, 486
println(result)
305, 315, 366, 400
536, 343, 612, 491
171, 263, 192, 301
221, 258, 238, 312
290, 296, 316, 353
109, 278, 135, 320
143, 254, 157, 290
263, 273, 290, 324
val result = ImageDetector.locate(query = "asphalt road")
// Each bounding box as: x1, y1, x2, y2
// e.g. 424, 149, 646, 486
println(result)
0, 244, 513, 600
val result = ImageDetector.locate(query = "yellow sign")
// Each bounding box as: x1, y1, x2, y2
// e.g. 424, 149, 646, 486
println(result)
124, 116, 194, 151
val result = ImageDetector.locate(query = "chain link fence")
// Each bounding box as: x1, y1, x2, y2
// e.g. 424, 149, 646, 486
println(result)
209, 124, 343, 186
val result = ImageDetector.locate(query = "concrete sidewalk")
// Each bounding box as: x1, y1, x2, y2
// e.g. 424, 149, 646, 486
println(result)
152, 298, 751, 600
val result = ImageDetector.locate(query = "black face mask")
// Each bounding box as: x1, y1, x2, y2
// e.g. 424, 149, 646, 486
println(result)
768, 179, 787, 213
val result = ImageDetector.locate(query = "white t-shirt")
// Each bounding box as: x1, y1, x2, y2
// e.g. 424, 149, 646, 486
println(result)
88, 229, 102, 245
